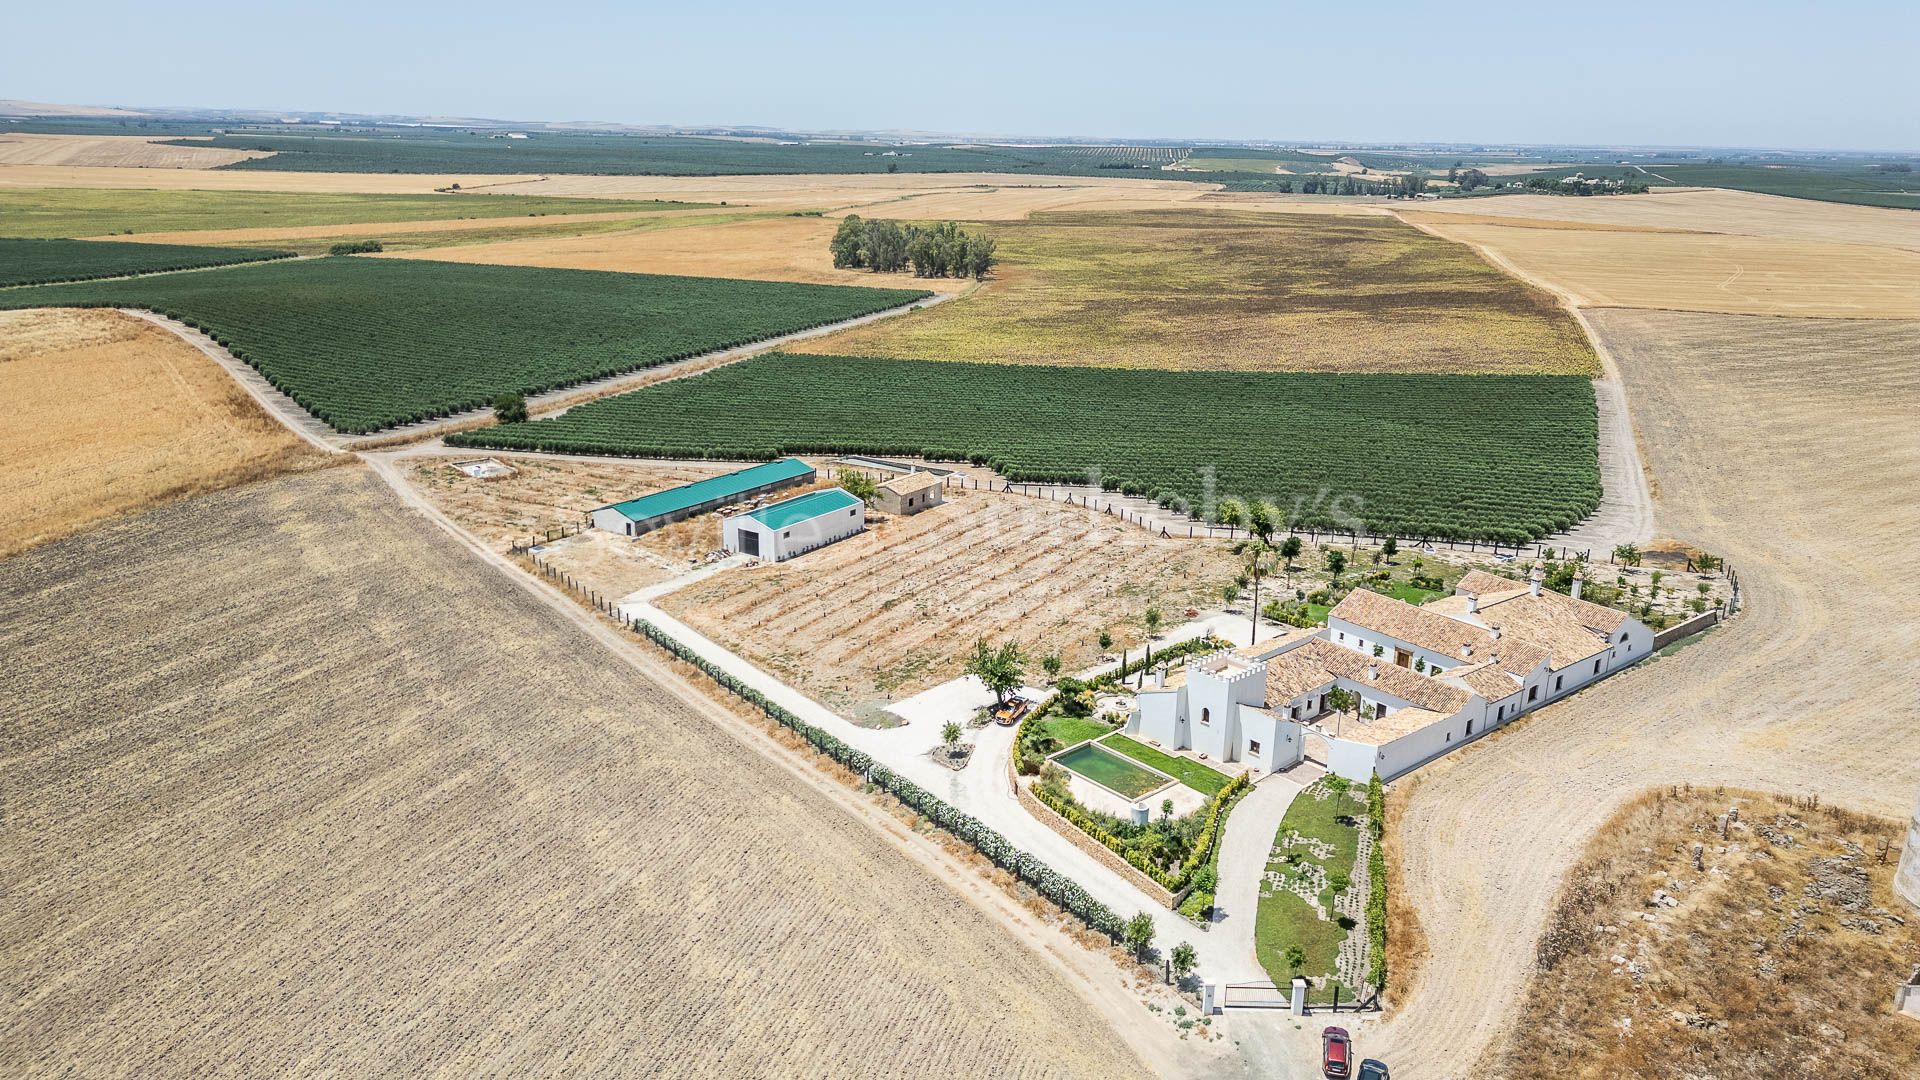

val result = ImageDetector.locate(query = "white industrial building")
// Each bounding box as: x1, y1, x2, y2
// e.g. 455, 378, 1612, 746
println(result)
722, 488, 865, 562
1128, 563, 1654, 782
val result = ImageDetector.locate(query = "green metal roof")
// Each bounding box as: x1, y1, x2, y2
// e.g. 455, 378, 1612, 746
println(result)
743, 488, 863, 530
598, 457, 813, 521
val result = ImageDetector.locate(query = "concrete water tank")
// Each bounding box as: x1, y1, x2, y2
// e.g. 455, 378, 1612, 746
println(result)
1898, 786, 1920, 912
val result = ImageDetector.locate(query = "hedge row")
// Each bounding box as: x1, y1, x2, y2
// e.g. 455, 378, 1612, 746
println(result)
625, 616, 1124, 940
1033, 770, 1250, 893
1366, 773, 1388, 991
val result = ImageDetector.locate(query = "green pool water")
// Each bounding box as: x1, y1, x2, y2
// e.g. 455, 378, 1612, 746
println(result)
1054, 743, 1172, 800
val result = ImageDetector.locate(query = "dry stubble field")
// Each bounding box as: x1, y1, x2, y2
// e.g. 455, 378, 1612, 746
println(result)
0, 466, 1150, 1079
0, 132, 271, 169
792, 209, 1597, 373
0, 307, 332, 558
659, 486, 1242, 723
1506, 788, 1920, 1080
1372, 310, 1920, 1074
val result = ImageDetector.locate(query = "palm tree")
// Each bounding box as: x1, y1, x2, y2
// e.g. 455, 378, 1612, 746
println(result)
1242, 542, 1274, 646
1279, 535, 1303, 589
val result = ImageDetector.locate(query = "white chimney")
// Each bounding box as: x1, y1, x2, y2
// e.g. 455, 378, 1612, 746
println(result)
1466, 593, 1479, 614
1571, 570, 1585, 601
1153, 664, 1167, 688
1529, 562, 1544, 597
1491, 626, 1502, 641
1462, 643, 1474, 658
1366, 663, 1378, 680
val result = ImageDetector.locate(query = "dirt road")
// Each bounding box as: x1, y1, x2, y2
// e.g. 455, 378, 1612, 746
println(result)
1369, 310, 1920, 1074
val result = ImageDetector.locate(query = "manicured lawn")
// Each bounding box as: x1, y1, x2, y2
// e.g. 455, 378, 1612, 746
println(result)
1255, 779, 1367, 996
1054, 744, 1170, 800
1101, 733, 1231, 796
1377, 582, 1445, 606
1033, 712, 1116, 750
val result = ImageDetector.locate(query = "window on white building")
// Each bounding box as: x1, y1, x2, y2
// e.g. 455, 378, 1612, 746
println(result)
1555, 675, 1564, 692
1593, 659, 1602, 674
1200, 708, 1210, 725
1249, 740, 1262, 756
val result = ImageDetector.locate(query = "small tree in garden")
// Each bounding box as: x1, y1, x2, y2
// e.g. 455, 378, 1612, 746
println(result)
1042, 652, 1063, 680
1124, 912, 1156, 959
835, 468, 878, 503
1171, 942, 1197, 980
1326, 548, 1348, 580
1144, 606, 1164, 637
1222, 582, 1240, 607
1215, 497, 1247, 534
942, 720, 962, 752
492, 392, 528, 424
1381, 535, 1398, 563
1613, 542, 1642, 567
1284, 943, 1307, 975
1326, 686, 1359, 734
965, 638, 1025, 706
1161, 798, 1175, 820
1247, 500, 1278, 543
1098, 629, 1114, 652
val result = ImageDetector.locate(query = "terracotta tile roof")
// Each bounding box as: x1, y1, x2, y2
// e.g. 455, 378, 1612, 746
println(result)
1319, 706, 1453, 746
1455, 569, 1527, 596
1265, 640, 1473, 715
1329, 588, 1498, 663
878, 471, 943, 497
1474, 588, 1628, 670
1446, 661, 1526, 702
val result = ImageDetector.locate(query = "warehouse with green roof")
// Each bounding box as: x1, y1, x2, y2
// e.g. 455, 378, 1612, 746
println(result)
722, 488, 866, 562
589, 457, 815, 536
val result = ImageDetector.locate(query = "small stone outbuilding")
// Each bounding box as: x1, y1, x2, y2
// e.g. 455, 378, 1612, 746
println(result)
875, 472, 943, 516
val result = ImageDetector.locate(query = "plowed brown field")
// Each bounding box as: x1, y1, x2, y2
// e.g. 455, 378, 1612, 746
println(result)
0, 466, 1151, 1079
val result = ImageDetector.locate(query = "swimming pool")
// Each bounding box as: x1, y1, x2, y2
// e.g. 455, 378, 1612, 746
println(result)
1053, 743, 1174, 800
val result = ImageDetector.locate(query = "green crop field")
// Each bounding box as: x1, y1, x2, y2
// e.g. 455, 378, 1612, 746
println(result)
451, 353, 1601, 542
0, 237, 295, 287
0, 260, 929, 433
0, 187, 705, 239
1493, 162, 1920, 210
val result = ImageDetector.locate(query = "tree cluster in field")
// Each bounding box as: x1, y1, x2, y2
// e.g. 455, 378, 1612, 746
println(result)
1523, 174, 1650, 196
830, 216, 996, 279
328, 239, 384, 255
1448, 165, 1491, 191
1288, 172, 1431, 197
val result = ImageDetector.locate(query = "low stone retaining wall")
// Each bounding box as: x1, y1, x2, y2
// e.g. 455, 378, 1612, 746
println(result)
1652, 607, 1724, 650
1014, 778, 1178, 908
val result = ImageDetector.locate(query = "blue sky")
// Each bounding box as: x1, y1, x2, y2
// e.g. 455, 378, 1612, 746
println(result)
10, 1, 1917, 151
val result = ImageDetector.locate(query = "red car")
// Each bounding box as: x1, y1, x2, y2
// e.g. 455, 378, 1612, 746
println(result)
1321, 1026, 1352, 1079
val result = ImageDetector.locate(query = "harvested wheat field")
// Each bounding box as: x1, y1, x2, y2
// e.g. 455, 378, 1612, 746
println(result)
1369, 311, 1920, 1074
84, 206, 718, 249
462, 171, 1221, 217
659, 486, 1241, 724
1405, 187, 1920, 252
0, 164, 544, 194
793, 209, 1597, 373
1506, 787, 1920, 1080
389, 213, 974, 290
0, 465, 1151, 1079
0, 307, 331, 558
0, 132, 271, 169
1409, 221, 1920, 318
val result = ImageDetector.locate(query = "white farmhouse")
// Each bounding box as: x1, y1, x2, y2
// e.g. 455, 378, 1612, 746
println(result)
1127, 562, 1654, 782
722, 488, 865, 562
